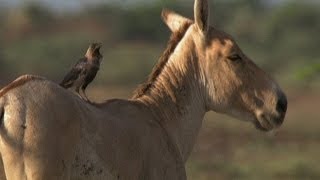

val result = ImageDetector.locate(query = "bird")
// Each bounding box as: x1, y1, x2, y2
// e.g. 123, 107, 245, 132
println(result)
60, 43, 103, 102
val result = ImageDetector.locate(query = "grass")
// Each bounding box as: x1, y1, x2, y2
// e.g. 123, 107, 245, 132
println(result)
187, 137, 320, 180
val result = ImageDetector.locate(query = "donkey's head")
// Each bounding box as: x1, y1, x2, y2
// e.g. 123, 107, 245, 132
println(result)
162, 0, 287, 131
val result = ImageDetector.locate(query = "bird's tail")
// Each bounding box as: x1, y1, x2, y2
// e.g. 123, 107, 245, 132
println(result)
59, 80, 70, 88
59, 81, 66, 88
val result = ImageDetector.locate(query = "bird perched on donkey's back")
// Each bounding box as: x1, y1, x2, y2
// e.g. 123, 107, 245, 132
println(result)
60, 43, 103, 102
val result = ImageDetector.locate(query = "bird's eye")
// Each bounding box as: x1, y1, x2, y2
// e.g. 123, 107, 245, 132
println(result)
228, 54, 242, 61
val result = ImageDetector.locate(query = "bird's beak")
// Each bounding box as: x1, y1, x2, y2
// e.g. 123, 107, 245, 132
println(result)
94, 43, 102, 55
96, 43, 102, 50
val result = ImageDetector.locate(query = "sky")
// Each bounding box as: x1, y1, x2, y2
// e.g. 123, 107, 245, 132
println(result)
0, 0, 158, 10
0, 0, 317, 12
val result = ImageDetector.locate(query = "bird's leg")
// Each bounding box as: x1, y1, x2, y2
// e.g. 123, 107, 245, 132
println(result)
75, 86, 84, 100
81, 88, 90, 103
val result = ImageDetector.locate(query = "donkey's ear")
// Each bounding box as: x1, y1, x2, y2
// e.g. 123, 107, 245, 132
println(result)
194, 0, 209, 33
161, 8, 191, 32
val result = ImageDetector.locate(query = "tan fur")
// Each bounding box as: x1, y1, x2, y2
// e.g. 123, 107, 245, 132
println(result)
0, 0, 286, 179
194, 0, 209, 32
0, 75, 43, 98
161, 9, 192, 32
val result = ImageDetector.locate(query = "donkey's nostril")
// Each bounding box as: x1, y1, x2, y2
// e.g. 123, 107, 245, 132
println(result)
276, 94, 287, 114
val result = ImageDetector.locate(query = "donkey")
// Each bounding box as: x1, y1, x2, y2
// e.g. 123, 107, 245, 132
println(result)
0, 0, 287, 179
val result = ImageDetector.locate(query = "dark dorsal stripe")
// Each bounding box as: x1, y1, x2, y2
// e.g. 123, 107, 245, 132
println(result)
132, 22, 192, 99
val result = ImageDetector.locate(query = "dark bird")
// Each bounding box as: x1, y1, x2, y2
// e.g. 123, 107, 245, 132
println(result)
60, 43, 103, 102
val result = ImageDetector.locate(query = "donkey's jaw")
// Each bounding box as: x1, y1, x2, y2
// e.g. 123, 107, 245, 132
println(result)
254, 110, 285, 131
254, 119, 270, 131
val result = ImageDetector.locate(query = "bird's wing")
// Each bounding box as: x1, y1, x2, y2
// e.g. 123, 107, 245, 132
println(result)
82, 65, 100, 90
60, 58, 87, 88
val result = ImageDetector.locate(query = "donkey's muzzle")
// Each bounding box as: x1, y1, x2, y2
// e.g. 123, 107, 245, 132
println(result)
276, 94, 287, 114
275, 93, 287, 125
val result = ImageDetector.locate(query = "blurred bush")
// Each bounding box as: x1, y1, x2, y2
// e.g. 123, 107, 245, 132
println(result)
0, 0, 319, 87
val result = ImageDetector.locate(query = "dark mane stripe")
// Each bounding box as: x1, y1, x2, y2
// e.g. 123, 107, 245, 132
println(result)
132, 22, 192, 99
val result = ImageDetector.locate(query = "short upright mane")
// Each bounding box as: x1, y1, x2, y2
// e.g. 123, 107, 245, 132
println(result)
132, 22, 192, 99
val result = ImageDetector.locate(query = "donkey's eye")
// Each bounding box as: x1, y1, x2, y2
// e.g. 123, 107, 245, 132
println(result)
228, 54, 242, 61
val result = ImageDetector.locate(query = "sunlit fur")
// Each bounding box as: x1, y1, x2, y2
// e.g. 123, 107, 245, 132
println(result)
200, 29, 285, 129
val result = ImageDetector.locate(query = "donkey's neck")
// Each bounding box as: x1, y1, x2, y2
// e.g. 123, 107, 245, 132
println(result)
138, 42, 206, 162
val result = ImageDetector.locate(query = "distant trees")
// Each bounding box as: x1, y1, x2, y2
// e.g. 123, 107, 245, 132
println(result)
0, 0, 318, 86
4, 3, 55, 40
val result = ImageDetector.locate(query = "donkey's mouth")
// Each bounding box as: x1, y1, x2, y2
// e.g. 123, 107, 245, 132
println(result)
254, 120, 270, 131
254, 116, 276, 132
254, 113, 284, 132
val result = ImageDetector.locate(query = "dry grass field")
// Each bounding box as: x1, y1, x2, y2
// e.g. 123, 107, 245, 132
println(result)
89, 86, 320, 180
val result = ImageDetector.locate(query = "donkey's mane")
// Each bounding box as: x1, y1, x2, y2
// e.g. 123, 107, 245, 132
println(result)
132, 22, 192, 99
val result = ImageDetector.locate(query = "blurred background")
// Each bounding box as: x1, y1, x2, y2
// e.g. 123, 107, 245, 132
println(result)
0, 0, 319, 179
